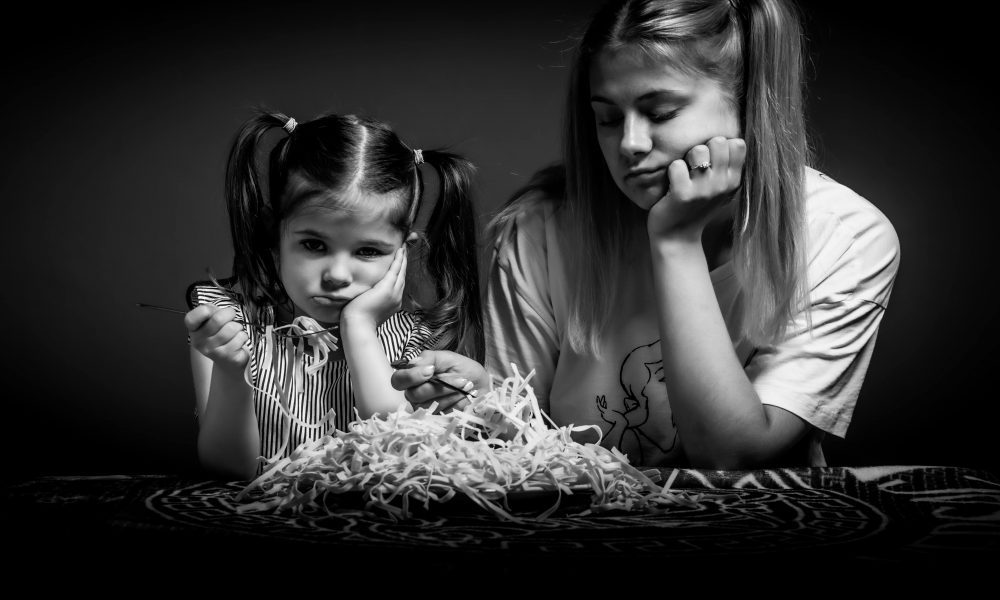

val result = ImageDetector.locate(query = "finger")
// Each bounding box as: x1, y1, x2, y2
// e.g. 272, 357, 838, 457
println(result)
372, 248, 404, 292
686, 144, 712, 173
390, 360, 436, 391
218, 331, 250, 366
392, 250, 407, 296
219, 329, 249, 354
706, 137, 732, 196
431, 392, 470, 413
396, 248, 410, 285
396, 350, 481, 379
666, 159, 693, 198
205, 307, 239, 334
394, 350, 439, 370
404, 385, 455, 408
432, 373, 476, 397
408, 385, 468, 410
184, 304, 218, 332
405, 376, 472, 407
707, 136, 730, 172
208, 320, 245, 348
727, 138, 747, 186
388, 248, 404, 278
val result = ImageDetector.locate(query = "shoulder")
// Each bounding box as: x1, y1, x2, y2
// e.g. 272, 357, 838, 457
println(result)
384, 310, 435, 340
802, 167, 901, 302
488, 165, 566, 252
804, 168, 898, 253
488, 189, 564, 269
386, 310, 443, 355
804, 168, 895, 231
186, 278, 248, 313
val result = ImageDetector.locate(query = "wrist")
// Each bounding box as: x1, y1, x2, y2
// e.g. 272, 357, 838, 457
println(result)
339, 314, 379, 336
649, 235, 703, 260
214, 359, 249, 380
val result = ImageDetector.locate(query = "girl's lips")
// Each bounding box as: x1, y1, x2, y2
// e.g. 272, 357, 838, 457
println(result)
312, 296, 347, 307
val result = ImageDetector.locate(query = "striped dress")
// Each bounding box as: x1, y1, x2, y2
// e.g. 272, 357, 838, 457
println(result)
187, 282, 438, 474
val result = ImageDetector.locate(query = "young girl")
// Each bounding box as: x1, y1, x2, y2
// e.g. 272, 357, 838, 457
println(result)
393, 0, 900, 469
185, 109, 483, 480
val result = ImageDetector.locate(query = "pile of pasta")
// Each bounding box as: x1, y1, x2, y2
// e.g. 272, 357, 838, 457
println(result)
235, 365, 699, 522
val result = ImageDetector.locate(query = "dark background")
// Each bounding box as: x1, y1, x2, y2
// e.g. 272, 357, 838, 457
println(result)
3, 1, 996, 479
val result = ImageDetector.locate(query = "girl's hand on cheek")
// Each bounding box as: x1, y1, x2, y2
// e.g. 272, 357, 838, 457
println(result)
185, 304, 250, 373
341, 248, 407, 329
648, 136, 747, 240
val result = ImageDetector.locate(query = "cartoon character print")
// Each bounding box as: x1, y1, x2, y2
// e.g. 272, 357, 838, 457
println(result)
596, 340, 677, 464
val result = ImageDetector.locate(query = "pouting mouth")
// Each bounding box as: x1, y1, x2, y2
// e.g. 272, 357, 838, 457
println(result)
311, 296, 349, 306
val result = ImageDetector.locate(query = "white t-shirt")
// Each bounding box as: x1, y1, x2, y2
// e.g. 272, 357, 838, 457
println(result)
484, 167, 900, 467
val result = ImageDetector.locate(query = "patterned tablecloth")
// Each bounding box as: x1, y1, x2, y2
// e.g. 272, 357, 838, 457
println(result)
5, 465, 999, 582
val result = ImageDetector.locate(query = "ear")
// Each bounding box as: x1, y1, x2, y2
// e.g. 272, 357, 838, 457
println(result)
405, 232, 419, 245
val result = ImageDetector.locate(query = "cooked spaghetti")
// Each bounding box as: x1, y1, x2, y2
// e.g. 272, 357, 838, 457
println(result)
235, 364, 700, 521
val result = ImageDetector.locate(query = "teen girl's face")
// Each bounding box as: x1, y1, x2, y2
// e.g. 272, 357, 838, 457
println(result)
590, 48, 740, 210
278, 196, 405, 326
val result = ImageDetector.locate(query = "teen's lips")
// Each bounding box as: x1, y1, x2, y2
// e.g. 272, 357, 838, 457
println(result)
624, 166, 667, 186
312, 295, 349, 307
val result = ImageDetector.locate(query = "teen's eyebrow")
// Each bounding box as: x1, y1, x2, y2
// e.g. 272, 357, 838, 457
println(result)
590, 90, 688, 104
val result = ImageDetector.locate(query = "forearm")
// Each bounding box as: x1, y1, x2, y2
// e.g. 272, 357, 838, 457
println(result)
197, 365, 260, 479
341, 318, 406, 418
650, 239, 776, 468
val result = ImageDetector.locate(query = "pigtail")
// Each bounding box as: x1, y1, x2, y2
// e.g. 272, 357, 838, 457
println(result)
417, 150, 485, 363
224, 110, 293, 309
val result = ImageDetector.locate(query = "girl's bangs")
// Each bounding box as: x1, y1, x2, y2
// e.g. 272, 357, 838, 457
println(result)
282, 171, 409, 228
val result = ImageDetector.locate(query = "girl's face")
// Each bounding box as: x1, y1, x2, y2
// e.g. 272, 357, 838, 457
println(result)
278, 195, 405, 326
589, 48, 740, 209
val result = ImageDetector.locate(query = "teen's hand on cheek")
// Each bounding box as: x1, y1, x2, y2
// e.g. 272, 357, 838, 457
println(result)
340, 248, 407, 329
648, 136, 747, 239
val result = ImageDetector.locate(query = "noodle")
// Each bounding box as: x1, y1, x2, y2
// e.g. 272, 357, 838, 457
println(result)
235, 363, 701, 522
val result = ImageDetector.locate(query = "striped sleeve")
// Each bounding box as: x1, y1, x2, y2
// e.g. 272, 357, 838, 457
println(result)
184, 281, 251, 347
399, 313, 444, 364
377, 311, 417, 365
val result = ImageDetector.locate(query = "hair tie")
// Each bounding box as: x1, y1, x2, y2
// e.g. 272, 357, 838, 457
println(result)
413, 148, 424, 165
283, 117, 297, 134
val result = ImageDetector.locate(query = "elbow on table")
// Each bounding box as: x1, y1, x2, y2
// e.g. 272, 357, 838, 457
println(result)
683, 440, 785, 470
688, 453, 761, 471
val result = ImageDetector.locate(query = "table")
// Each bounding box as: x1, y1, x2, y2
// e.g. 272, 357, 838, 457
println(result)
5, 465, 999, 587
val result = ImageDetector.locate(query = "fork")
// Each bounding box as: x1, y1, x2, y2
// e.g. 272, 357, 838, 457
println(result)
136, 303, 339, 339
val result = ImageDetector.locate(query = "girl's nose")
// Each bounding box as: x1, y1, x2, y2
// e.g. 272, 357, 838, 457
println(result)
620, 113, 652, 156
321, 257, 351, 289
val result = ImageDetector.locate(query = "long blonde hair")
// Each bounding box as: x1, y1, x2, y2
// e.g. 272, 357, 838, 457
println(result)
490, 0, 810, 355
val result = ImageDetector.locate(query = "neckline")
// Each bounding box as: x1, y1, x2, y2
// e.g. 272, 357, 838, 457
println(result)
710, 259, 735, 283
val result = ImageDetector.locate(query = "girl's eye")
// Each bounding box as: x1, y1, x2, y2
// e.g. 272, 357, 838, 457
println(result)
300, 239, 326, 253
357, 247, 385, 258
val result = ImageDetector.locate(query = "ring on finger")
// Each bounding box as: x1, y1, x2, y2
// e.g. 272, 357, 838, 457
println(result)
690, 161, 712, 171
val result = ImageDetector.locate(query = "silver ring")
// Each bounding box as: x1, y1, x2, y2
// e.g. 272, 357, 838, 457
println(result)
690, 161, 711, 171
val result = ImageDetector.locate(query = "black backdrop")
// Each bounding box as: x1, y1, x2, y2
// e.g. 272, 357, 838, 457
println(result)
3, 1, 996, 478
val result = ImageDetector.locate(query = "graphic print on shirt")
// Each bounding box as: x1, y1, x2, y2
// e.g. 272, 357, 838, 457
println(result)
595, 340, 677, 465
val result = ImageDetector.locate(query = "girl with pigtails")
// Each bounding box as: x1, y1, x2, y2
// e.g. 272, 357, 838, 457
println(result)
184, 109, 483, 480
